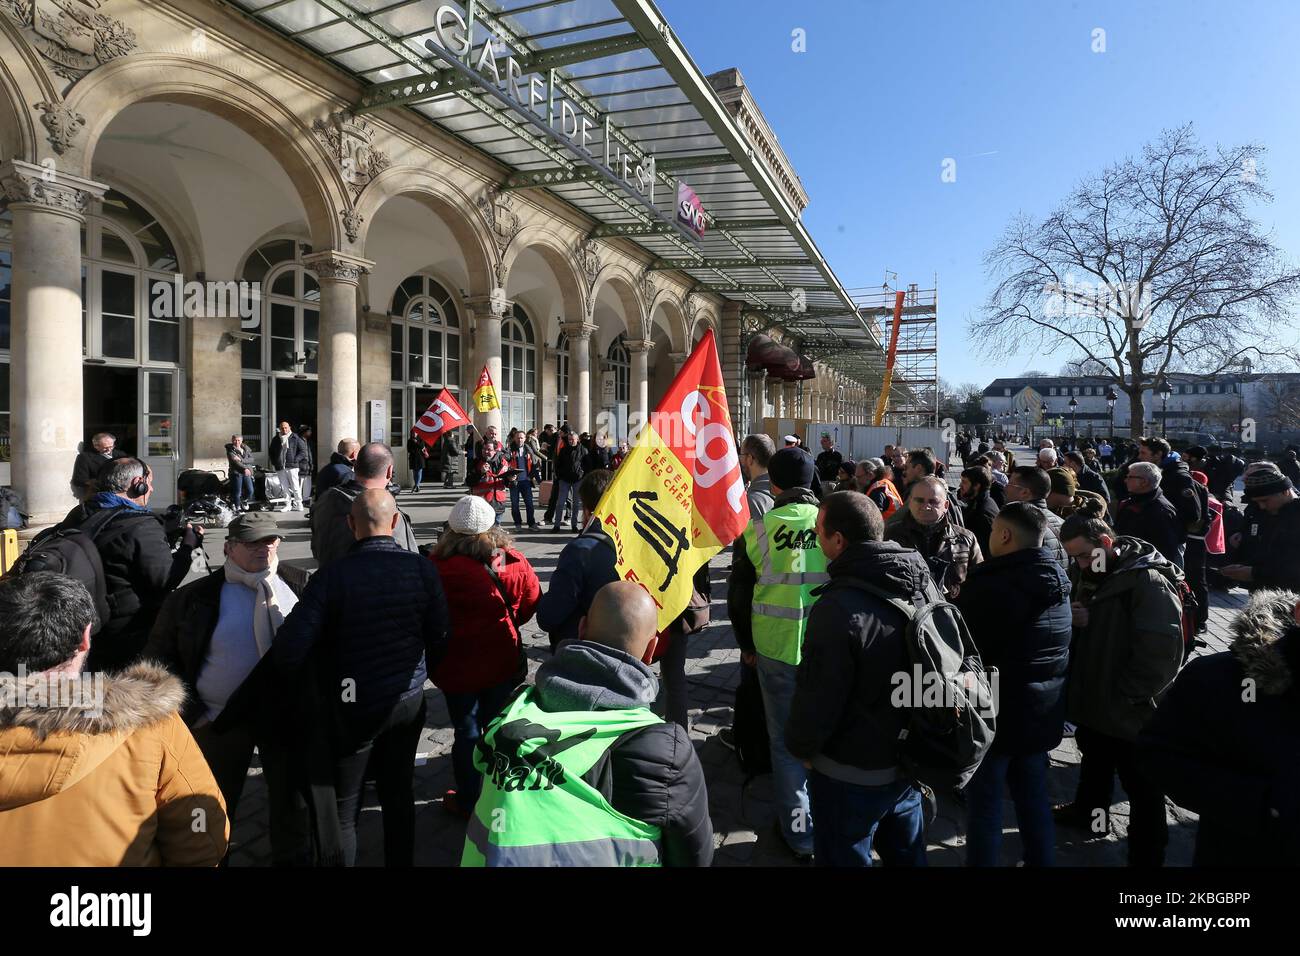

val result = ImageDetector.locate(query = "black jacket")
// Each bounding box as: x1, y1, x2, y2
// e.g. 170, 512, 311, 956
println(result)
532, 641, 713, 867
785, 541, 939, 779
1251, 497, 1300, 593
536, 522, 618, 649
961, 489, 1000, 557
1076, 466, 1111, 508
269, 431, 310, 471
1114, 487, 1184, 565
582, 444, 611, 474
143, 568, 226, 725
70, 447, 129, 496
555, 443, 586, 483
1137, 589, 1300, 866
1160, 456, 1202, 531
815, 448, 843, 482
727, 486, 820, 655
66, 498, 196, 673
271, 536, 449, 741
316, 452, 354, 499
955, 547, 1071, 755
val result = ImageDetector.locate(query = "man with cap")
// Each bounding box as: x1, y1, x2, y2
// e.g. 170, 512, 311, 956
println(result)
144, 510, 308, 862
728, 445, 827, 860
1045, 466, 1078, 517
1220, 463, 1300, 593
815, 433, 843, 483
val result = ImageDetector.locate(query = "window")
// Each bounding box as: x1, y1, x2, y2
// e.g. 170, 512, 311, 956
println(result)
1212, 384, 1221, 394
1198, 384, 1208, 394
501, 304, 536, 429
240, 239, 318, 374
607, 334, 630, 404
0, 244, 10, 352
389, 274, 461, 390
390, 388, 404, 449
556, 332, 570, 425
1004, 388, 1011, 396
240, 378, 264, 454
0, 360, 8, 463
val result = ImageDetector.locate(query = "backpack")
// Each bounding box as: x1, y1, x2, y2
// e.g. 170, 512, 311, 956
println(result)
2, 506, 127, 634
835, 577, 997, 790
731, 663, 772, 779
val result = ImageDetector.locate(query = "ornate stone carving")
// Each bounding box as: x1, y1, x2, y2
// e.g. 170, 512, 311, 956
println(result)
340, 207, 364, 243
0, 159, 99, 215
312, 110, 392, 197
476, 186, 520, 255
301, 250, 372, 285
491, 257, 510, 296
638, 269, 658, 311
35, 101, 85, 155
1, 1, 137, 83
683, 292, 702, 329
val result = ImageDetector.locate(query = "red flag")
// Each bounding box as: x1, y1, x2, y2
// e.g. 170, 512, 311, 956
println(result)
412, 388, 470, 447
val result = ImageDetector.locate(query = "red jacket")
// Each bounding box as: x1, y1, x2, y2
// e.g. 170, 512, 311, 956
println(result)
430, 548, 540, 694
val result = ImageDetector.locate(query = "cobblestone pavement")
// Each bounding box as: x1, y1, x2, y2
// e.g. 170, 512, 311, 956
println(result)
192, 448, 1236, 867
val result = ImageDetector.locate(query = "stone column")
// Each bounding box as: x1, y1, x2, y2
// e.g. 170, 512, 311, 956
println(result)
720, 300, 744, 432
625, 338, 654, 440
464, 295, 511, 436
670, 351, 688, 375
562, 320, 598, 435
2, 161, 106, 531
303, 251, 372, 450
771, 376, 785, 419
784, 381, 799, 421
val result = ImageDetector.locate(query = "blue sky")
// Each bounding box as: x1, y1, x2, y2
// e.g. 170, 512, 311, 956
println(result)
657, 0, 1300, 388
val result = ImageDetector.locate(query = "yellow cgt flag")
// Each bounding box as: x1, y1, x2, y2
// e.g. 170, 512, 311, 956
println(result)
472, 364, 501, 413
592, 330, 750, 633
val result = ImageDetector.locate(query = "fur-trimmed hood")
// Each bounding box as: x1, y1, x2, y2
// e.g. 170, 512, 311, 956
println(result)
1231, 590, 1299, 696
0, 662, 185, 811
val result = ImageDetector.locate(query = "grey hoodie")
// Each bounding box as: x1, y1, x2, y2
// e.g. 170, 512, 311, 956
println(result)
535, 641, 659, 713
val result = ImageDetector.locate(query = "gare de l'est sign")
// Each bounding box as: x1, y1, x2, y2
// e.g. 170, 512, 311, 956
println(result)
423, 2, 706, 241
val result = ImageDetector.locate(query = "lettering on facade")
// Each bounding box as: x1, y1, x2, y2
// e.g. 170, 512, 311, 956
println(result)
1, 1, 136, 83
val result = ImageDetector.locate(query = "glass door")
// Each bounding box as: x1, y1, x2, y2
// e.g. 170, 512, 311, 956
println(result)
140, 368, 180, 509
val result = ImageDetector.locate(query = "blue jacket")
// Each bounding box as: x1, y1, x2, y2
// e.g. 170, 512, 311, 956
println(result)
955, 546, 1072, 756
536, 522, 618, 649
315, 452, 354, 499
271, 536, 449, 739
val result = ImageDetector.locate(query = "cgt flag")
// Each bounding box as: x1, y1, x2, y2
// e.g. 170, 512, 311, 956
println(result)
472, 365, 501, 413
412, 388, 470, 446
592, 329, 749, 632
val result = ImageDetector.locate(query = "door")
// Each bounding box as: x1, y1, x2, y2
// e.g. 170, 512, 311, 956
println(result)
140, 368, 179, 509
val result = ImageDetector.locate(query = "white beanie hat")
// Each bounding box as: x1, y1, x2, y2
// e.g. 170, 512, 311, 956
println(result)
449, 495, 496, 535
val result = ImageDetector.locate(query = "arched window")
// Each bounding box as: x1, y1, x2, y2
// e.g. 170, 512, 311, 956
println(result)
239, 239, 319, 375
501, 304, 536, 430
389, 274, 462, 389
555, 331, 570, 426
606, 334, 630, 404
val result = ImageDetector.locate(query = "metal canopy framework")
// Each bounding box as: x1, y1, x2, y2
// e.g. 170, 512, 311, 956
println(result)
228, 0, 884, 381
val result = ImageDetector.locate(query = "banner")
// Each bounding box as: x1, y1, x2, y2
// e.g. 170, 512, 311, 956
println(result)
873, 290, 905, 425
412, 388, 470, 447
677, 181, 707, 239
592, 329, 749, 632
472, 365, 501, 413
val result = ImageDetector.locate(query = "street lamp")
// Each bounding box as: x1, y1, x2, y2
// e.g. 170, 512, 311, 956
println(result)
1105, 386, 1118, 440
1068, 396, 1079, 443
1157, 378, 1174, 436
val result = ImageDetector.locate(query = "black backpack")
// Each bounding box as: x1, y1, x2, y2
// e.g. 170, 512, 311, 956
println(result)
835, 577, 997, 790
730, 663, 772, 779
2, 506, 127, 633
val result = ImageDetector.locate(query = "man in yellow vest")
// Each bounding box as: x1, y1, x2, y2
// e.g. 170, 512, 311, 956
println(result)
727, 446, 828, 860
463, 581, 712, 866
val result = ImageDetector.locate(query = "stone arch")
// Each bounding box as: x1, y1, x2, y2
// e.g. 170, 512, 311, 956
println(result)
590, 262, 646, 339
502, 226, 585, 339
89, 163, 203, 277
353, 166, 493, 295
648, 292, 688, 353
67, 55, 344, 250
0, 22, 56, 163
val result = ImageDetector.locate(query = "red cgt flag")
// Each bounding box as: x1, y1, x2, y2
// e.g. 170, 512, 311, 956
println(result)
412, 388, 470, 447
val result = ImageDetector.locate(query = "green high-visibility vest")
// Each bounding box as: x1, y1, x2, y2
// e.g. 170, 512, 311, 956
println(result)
461, 687, 664, 867
742, 501, 829, 665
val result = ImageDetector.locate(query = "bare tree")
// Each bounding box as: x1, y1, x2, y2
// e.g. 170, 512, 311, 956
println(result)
976, 125, 1300, 437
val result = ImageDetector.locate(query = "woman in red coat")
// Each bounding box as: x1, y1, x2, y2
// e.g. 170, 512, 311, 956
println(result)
472, 437, 509, 524
430, 494, 540, 816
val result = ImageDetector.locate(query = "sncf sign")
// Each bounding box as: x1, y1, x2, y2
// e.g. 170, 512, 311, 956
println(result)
677, 182, 707, 239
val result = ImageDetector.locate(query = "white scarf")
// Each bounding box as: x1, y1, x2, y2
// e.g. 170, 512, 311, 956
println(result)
222, 554, 286, 656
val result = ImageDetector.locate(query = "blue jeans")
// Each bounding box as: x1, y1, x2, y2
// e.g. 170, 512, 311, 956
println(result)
411, 466, 423, 490
808, 770, 927, 867
965, 751, 1054, 866
755, 654, 814, 854
510, 480, 535, 526
552, 479, 581, 531
230, 473, 253, 509
444, 679, 517, 806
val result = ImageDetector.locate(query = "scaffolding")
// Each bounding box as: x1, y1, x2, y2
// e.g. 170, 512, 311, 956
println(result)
848, 282, 939, 426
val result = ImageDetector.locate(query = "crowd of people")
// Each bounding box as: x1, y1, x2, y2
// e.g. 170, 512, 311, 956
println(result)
1, 425, 1296, 869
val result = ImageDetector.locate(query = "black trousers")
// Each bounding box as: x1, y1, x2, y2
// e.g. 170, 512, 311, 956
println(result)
191, 719, 312, 865
333, 692, 427, 867
1074, 725, 1168, 866
1185, 538, 1208, 632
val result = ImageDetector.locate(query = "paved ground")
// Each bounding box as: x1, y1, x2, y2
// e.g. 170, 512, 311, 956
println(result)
194, 447, 1241, 867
